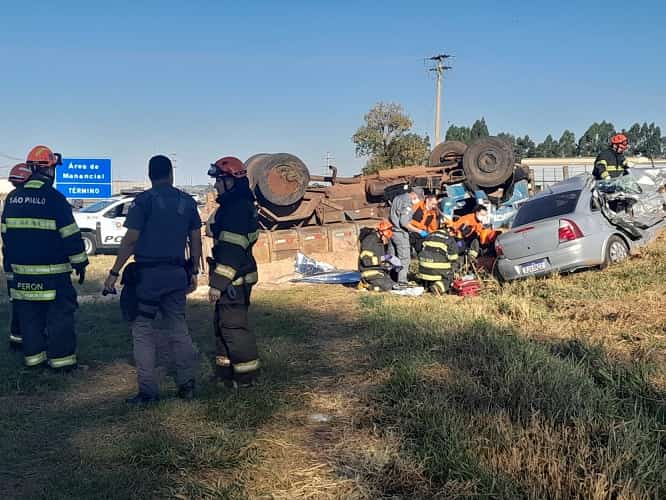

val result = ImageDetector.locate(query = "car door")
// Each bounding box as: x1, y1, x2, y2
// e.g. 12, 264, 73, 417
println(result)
99, 199, 132, 247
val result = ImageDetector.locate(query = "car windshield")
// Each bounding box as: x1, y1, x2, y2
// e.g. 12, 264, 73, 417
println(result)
78, 200, 115, 213
512, 190, 581, 227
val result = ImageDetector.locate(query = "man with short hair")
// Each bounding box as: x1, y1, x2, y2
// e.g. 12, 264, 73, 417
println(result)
389, 187, 422, 285
103, 155, 202, 404
450, 204, 498, 260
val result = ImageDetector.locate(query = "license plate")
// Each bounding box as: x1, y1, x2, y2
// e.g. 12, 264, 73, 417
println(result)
520, 258, 549, 275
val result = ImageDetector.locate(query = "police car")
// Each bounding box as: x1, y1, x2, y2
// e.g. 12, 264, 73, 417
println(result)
73, 192, 140, 255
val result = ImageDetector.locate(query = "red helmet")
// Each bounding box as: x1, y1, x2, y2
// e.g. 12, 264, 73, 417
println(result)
377, 219, 394, 239
26, 145, 62, 168
8, 163, 32, 186
208, 156, 246, 179
611, 134, 628, 146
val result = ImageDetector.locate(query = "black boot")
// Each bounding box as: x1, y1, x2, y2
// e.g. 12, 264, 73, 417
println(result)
177, 380, 195, 400
126, 393, 159, 405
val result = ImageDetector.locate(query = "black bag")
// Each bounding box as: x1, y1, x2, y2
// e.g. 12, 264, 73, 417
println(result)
120, 263, 139, 322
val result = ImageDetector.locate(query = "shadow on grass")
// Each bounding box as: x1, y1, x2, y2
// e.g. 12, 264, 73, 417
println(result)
348, 294, 666, 498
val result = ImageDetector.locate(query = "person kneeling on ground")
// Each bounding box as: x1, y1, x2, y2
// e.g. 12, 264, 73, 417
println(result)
416, 226, 460, 295
358, 220, 401, 292
450, 204, 499, 261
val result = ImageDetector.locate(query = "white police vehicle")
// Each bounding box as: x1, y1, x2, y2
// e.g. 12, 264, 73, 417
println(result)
73, 192, 139, 255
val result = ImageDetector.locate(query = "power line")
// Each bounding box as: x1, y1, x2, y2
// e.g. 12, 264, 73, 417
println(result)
427, 54, 453, 146
0, 152, 22, 162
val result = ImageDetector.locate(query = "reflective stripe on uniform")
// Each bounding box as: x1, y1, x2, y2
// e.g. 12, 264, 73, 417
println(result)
232, 271, 258, 286
218, 230, 259, 249
419, 260, 452, 270
25, 351, 47, 366
1, 223, 6, 233
9, 334, 22, 344
12, 263, 72, 275
48, 354, 77, 369
69, 252, 88, 264
423, 241, 448, 251
214, 264, 237, 279
10, 289, 57, 301
416, 272, 443, 281
448, 253, 459, 261
432, 281, 447, 293
24, 180, 45, 189
215, 355, 231, 367
234, 359, 260, 374
5, 218, 56, 231
600, 171, 610, 179
59, 222, 80, 238
361, 270, 383, 279
359, 250, 380, 266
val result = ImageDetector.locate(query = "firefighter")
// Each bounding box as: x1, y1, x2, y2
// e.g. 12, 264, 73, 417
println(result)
450, 205, 498, 260
410, 194, 439, 253
593, 134, 630, 180
416, 226, 460, 295
358, 220, 399, 292
4, 164, 33, 349
103, 155, 202, 404
207, 156, 260, 388
1, 146, 88, 370
389, 187, 422, 285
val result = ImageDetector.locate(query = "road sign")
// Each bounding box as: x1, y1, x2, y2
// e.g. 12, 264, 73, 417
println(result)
55, 158, 112, 199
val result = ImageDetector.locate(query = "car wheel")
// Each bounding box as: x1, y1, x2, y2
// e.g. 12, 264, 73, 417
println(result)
81, 233, 97, 256
601, 235, 628, 269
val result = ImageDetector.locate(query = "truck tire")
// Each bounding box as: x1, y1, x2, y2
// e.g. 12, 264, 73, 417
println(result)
428, 140, 467, 166
601, 235, 629, 269
463, 137, 515, 188
248, 153, 310, 206
81, 232, 97, 256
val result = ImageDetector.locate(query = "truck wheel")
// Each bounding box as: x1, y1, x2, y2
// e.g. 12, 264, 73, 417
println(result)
601, 235, 628, 269
463, 137, 515, 188
81, 233, 97, 256
428, 140, 467, 166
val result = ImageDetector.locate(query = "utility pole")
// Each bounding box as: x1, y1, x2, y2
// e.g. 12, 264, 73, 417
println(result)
428, 54, 453, 146
323, 152, 335, 175
170, 152, 178, 187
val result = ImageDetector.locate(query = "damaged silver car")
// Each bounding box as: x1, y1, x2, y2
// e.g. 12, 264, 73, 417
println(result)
495, 170, 666, 281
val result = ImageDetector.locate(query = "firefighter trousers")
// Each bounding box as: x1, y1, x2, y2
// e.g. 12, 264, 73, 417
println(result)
214, 284, 259, 384
14, 282, 78, 368
364, 273, 395, 292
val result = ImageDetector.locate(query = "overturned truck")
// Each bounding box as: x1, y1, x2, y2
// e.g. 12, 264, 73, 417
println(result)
229, 137, 530, 268
246, 137, 528, 230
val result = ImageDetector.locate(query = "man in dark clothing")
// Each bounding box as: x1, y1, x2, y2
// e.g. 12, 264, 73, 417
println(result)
416, 227, 460, 295
207, 156, 260, 388
593, 134, 630, 180
1, 146, 88, 370
358, 220, 398, 292
103, 155, 202, 404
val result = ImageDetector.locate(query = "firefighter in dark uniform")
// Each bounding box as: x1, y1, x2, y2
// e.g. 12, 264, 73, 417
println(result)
1, 146, 88, 370
416, 227, 460, 295
358, 220, 397, 292
4, 164, 33, 349
103, 155, 202, 404
593, 134, 630, 180
207, 156, 260, 389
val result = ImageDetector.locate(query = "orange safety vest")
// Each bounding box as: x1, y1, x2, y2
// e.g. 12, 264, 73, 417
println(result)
411, 201, 439, 233
450, 213, 498, 246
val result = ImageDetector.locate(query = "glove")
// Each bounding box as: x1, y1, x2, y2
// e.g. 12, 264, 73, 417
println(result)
388, 256, 403, 268
418, 230, 429, 238
75, 267, 86, 285
381, 254, 392, 262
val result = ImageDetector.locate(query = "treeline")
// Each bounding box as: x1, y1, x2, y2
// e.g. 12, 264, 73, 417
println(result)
446, 118, 666, 160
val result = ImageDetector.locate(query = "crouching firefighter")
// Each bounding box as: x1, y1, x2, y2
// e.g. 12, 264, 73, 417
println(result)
207, 156, 260, 388
358, 220, 399, 292
416, 228, 459, 295
1, 146, 88, 370
4, 163, 32, 350
104, 155, 202, 404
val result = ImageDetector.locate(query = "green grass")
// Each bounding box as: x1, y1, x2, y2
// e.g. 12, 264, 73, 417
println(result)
0, 236, 665, 498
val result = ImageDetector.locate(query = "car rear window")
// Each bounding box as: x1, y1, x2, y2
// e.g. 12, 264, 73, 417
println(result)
512, 190, 581, 227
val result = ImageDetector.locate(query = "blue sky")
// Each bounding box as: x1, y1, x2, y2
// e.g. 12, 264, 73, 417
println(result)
1, 0, 664, 182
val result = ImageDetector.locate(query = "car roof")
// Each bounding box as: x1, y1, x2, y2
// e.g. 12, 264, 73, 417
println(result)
531, 174, 593, 200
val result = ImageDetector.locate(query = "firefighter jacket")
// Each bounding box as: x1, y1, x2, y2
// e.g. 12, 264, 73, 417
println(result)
450, 213, 497, 246
416, 229, 459, 284
1, 178, 88, 301
593, 148, 629, 180
411, 201, 438, 233
358, 230, 390, 281
208, 179, 259, 291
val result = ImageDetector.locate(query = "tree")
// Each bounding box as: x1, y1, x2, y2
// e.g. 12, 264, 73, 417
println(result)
445, 124, 472, 144
536, 134, 559, 157
470, 118, 490, 141
661, 137, 666, 159
557, 130, 577, 157
577, 121, 616, 156
516, 135, 537, 159
352, 102, 430, 174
